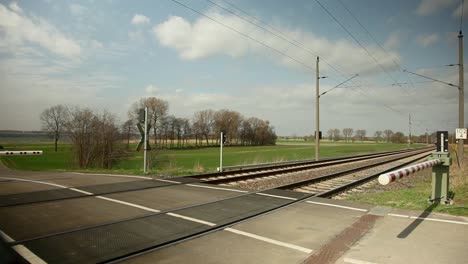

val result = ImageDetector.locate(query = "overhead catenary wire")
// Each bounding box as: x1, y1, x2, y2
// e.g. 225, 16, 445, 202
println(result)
460, 0, 465, 32
337, 0, 414, 94
169, 0, 316, 72
315, 0, 407, 93
209, 0, 351, 80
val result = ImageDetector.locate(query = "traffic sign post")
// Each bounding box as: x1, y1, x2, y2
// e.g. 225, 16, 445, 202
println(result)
136, 107, 150, 173
455, 128, 467, 140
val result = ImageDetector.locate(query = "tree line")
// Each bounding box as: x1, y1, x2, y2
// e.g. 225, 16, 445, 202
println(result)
40, 97, 277, 169
125, 98, 277, 148
298, 128, 432, 144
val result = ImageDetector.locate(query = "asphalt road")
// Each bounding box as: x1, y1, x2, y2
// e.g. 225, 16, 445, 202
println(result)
1, 163, 468, 264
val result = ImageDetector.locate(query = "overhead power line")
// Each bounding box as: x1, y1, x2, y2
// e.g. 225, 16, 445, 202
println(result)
315, 0, 406, 92
169, 0, 315, 71
403, 70, 459, 88
206, 0, 352, 80
337, 0, 414, 94
460, 0, 465, 32
337, 0, 401, 71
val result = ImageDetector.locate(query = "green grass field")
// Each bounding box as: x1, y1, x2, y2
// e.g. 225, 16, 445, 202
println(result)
1, 141, 424, 176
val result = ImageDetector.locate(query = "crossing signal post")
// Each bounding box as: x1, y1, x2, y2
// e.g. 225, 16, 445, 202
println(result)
136, 107, 151, 173
428, 131, 452, 204
219, 130, 226, 172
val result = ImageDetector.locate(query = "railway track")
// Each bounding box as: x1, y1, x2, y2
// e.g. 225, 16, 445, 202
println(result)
278, 150, 431, 198
193, 147, 433, 187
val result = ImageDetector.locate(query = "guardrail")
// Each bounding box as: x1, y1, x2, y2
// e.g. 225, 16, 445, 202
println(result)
378, 159, 440, 185
0, 151, 43, 156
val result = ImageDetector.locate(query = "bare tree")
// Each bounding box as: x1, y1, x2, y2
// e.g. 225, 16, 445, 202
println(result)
122, 119, 136, 149
66, 108, 120, 169
355, 129, 366, 142
65, 107, 95, 168
391, 131, 406, 143
342, 128, 353, 142
374, 131, 383, 142
327, 129, 333, 141
332, 128, 341, 141
129, 97, 169, 146
213, 109, 242, 144
193, 109, 214, 145
383, 129, 394, 143
40, 105, 69, 152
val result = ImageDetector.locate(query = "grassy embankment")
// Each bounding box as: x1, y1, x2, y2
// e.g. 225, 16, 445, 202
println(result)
0, 141, 423, 176
346, 147, 468, 217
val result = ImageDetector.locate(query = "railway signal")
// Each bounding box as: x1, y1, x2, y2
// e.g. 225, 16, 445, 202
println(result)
136, 107, 150, 173
219, 130, 226, 172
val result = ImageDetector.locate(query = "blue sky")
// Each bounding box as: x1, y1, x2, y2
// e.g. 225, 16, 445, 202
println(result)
0, 0, 467, 136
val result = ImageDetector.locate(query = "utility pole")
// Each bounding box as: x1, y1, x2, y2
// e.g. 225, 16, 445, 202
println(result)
315, 56, 320, 161
426, 128, 429, 144
458, 30, 464, 162
408, 114, 412, 147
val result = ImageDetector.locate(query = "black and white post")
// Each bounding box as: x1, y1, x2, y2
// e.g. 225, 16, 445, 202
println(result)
219, 131, 224, 172
144, 107, 148, 174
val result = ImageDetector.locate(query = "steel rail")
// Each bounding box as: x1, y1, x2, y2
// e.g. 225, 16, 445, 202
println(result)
202, 147, 433, 184
189, 147, 432, 181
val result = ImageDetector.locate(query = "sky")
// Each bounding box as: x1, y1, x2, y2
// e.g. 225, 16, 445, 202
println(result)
0, 0, 467, 136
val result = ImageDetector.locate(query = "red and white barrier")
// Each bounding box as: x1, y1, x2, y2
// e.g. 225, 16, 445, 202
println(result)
378, 159, 440, 185
0, 151, 43, 156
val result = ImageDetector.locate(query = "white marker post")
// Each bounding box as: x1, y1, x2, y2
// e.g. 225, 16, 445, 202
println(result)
219, 131, 224, 172
144, 107, 148, 174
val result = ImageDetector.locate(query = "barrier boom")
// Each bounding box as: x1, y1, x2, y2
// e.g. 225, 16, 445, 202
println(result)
0, 151, 43, 156
378, 159, 441, 185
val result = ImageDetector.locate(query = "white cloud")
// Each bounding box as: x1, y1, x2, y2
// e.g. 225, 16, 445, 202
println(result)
69, 3, 87, 16
416, 0, 455, 16
145, 84, 161, 94
8, 1, 22, 13
131, 14, 150, 25
0, 3, 81, 58
152, 12, 400, 75
416, 33, 439, 47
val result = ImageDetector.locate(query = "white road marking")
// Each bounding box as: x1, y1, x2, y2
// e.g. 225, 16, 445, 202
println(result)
1, 230, 47, 264
12, 245, 47, 264
155, 178, 181, 184
306, 201, 368, 212
0, 230, 14, 242
96, 196, 160, 213
388, 213, 468, 225
72, 172, 152, 180
0, 177, 68, 189
186, 184, 248, 193
69, 188, 94, 195
166, 213, 216, 226
344, 257, 379, 264
256, 192, 297, 200
225, 228, 313, 254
